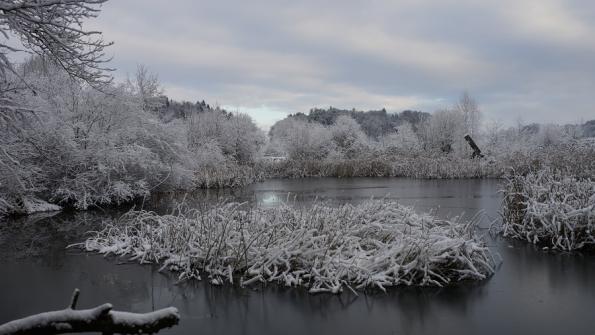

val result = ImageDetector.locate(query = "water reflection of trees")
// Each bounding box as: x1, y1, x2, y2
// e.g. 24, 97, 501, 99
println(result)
151, 278, 490, 334
0, 211, 121, 262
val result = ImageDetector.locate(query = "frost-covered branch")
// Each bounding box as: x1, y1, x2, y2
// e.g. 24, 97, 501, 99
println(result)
0, 0, 113, 87
0, 288, 179, 335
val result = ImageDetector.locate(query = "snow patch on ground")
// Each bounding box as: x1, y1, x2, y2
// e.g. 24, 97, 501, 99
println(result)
21, 197, 62, 214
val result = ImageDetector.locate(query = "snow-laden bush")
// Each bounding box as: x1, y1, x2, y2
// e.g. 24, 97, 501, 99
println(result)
329, 115, 370, 159
500, 170, 595, 251
380, 122, 422, 155
0, 59, 202, 213
269, 118, 335, 160
81, 200, 496, 293
188, 110, 265, 164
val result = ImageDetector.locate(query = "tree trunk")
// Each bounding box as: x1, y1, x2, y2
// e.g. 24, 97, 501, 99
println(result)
464, 134, 484, 159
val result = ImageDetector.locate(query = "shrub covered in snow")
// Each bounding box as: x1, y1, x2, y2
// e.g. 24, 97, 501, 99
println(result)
499, 170, 595, 251
0, 58, 267, 216
81, 200, 496, 293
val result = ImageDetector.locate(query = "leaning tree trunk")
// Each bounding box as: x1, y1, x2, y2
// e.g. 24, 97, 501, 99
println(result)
0, 289, 179, 335
464, 134, 484, 159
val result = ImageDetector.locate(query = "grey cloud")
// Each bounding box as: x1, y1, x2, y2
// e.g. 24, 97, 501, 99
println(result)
92, 0, 595, 127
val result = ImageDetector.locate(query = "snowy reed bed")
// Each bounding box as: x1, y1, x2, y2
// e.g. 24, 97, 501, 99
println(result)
78, 200, 496, 294
500, 170, 595, 251
193, 164, 261, 188
390, 156, 499, 179
263, 156, 500, 179
261, 141, 595, 181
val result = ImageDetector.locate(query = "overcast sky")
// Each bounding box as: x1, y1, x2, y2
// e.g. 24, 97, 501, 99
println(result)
90, 0, 595, 128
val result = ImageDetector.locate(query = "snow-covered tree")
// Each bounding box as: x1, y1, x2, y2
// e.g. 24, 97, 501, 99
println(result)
270, 118, 333, 160
0, 0, 114, 214
329, 115, 368, 159
419, 109, 466, 154
381, 122, 421, 155
189, 110, 265, 164
129, 64, 163, 112
0, 0, 113, 87
456, 92, 481, 138
534, 124, 568, 147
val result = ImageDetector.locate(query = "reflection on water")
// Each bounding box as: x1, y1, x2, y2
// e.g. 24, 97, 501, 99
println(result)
1, 177, 594, 335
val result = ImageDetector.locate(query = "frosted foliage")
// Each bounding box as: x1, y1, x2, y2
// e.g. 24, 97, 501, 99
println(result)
0, 59, 198, 213
0, 0, 113, 86
82, 200, 496, 293
418, 109, 467, 155
188, 111, 265, 164
382, 122, 421, 154
270, 118, 334, 160
500, 170, 595, 251
329, 115, 368, 158
534, 124, 569, 147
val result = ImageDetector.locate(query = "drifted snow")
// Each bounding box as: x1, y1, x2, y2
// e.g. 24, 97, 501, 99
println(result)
110, 307, 180, 328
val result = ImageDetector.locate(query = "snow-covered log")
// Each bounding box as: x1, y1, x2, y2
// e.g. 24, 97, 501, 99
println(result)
0, 289, 179, 335
79, 200, 496, 293
19, 197, 62, 215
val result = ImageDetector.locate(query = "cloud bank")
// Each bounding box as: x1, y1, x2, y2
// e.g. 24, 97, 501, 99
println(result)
91, 0, 595, 127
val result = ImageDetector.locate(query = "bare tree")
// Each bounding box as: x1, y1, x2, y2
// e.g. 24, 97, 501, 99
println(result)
456, 91, 481, 138
0, 0, 113, 87
131, 63, 162, 112
419, 108, 465, 154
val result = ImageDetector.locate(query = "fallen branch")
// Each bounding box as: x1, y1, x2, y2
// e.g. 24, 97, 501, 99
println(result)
0, 289, 180, 335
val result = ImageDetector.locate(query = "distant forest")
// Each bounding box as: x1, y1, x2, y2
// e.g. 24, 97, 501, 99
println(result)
151, 99, 595, 139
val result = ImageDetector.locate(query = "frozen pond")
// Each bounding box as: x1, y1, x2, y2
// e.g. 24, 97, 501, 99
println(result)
1, 178, 594, 334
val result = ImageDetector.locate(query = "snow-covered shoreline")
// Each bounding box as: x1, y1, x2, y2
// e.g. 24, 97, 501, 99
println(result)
79, 200, 496, 294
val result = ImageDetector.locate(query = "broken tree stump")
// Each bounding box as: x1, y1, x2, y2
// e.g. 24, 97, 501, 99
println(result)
0, 289, 180, 335
464, 134, 484, 159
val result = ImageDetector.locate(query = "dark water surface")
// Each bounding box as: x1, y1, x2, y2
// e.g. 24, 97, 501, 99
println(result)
1, 178, 594, 334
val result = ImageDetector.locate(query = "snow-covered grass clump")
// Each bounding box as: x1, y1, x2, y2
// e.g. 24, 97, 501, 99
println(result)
81, 201, 496, 294
500, 170, 595, 250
